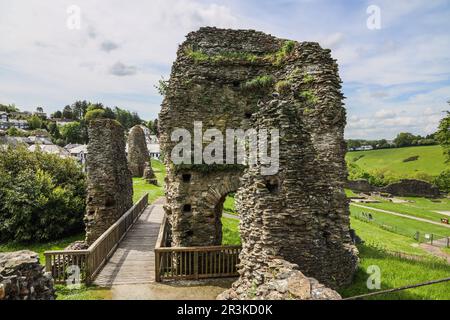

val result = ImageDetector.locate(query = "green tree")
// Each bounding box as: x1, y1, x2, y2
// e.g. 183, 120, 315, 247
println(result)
0, 146, 86, 242
62, 105, 74, 119
436, 110, 450, 162
51, 110, 62, 119
27, 115, 43, 130
60, 121, 84, 144
394, 132, 417, 147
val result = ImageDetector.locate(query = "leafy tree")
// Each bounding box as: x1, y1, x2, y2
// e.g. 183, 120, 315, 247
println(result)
36, 107, 44, 113
51, 110, 62, 119
436, 110, 450, 162
394, 132, 417, 147
434, 170, 450, 193
0, 146, 86, 242
0, 103, 19, 113
27, 115, 43, 130
72, 100, 89, 120
62, 105, 74, 119
60, 121, 85, 144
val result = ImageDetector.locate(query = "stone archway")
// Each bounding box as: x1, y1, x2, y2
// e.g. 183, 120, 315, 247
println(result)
159, 27, 358, 288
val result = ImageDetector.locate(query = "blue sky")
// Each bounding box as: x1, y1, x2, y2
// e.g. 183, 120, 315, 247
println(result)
0, 0, 449, 139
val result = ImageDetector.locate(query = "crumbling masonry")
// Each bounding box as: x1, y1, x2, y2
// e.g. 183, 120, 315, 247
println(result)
84, 119, 133, 245
127, 125, 152, 178
159, 27, 358, 291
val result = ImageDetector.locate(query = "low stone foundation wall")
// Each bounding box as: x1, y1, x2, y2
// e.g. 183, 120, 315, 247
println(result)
381, 179, 440, 198
218, 258, 341, 300
0, 250, 55, 300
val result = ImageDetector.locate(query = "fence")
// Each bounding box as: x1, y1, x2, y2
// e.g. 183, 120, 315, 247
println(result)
44, 194, 148, 284
154, 214, 242, 282
353, 212, 450, 248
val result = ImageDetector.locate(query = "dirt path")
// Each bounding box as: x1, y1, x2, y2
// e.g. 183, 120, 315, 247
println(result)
351, 204, 450, 229
419, 243, 450, 264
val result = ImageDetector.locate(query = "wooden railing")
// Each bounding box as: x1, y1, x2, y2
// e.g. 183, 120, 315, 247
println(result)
44, 194, 148, 284
155, 215, 242, 282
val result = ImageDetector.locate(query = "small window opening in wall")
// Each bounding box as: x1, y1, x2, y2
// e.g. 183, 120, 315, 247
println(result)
245, 112, 252, 119
265, 177, 279, 193
232, 81, 240, 88
183, 204, 192, 212
186, 230, 194, 237
182, 173, 191, 182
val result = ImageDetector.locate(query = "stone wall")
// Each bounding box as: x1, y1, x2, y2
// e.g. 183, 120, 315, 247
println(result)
159, 27, 357, 289
382, 179, 440, 198
127, 125, 150, 177
0, 250, 55, 300
346, 179, 376, 193
84, 119, 133, 245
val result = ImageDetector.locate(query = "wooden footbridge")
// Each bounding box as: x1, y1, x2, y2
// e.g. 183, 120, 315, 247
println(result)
44, 194, 241, 286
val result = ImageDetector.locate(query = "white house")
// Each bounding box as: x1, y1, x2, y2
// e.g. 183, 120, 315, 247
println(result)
28, 144, 70, 158
0, 112, 29, 130
67, 144, 88, 166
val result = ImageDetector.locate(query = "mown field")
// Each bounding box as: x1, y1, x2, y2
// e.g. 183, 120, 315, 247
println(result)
346, 145, 448, 177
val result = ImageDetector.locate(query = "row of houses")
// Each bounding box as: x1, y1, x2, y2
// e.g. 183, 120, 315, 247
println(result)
0, 112, 29, 130
0, 132, 161, 167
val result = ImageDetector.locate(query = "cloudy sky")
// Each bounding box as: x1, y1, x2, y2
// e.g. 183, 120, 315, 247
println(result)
0, 0, 449, 139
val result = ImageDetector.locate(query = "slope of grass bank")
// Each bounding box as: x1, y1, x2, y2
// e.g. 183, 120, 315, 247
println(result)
346, 145, 448, 177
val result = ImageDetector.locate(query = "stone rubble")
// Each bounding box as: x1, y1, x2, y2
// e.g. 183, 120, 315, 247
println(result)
0, 250, 55, 300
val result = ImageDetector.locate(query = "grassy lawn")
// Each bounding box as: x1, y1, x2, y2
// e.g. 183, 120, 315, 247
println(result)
339, 244, 450, 300
223, 194, 237, 216
221, 216, 241, 245
350, 205, 450, 239
360, 196, 450, 222
0, 233, 84, 265
346, 145, 448, 177
132, 159, 165, 203
55, 284, 111, 300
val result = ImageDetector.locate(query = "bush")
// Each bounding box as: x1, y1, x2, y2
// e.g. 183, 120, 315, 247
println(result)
434, 170, 450, 193
85, 109, 106, 122
403, 155, 419, 162
0, 146, 86, 242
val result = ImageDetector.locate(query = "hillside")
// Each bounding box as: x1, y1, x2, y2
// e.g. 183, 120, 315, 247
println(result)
346, 145, 448, 178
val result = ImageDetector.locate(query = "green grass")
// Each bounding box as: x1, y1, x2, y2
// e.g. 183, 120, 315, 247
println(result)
350, 205, 450, 239
359, 196, 450, 222
345, 188, 359, 197
339, 244, 450, 300
0, 233, 84, 265
346, 145, 448, 178
55, 284, 111, 300
223, 194, 237, 216
132, 159, 165, 203
221, 216, 241, 246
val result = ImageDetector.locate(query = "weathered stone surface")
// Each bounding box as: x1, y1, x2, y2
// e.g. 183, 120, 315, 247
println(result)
159, 27, 358, 289
218, 259, 341, 300
127, 125, 151, 177
143, 162, 158, 185
84, 119, 133, 245
0, 250, 55, 300
382, 179, 440, 198
346, 179, 375, 193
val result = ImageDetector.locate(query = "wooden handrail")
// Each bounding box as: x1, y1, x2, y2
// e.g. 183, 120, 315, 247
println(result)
154, 215, 242, 282
44, 193, 149, 284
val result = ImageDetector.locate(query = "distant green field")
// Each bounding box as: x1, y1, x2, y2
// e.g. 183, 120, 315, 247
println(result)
346, 145, 448, 177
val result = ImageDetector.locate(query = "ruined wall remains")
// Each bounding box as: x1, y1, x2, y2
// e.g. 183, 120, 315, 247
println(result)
127, 125, 150, 177
84, 119, 133, 245
159, 27, 357, 288
0, 250, 55, 300
381, 179, 441, 198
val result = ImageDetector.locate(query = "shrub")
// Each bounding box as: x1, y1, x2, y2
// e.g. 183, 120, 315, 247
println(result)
434, 170, 450, 193
0, 146, 86, 242
275, 80, 291, 95
403, 155, 419, 162
85, 109, 106, 122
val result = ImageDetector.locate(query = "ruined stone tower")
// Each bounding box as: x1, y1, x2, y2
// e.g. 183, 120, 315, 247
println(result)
159, 27, 358, 288
127, 125, 151, 177
84, 119, 133, 245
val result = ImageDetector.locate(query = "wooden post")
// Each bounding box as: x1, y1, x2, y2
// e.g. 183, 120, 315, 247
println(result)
44, 253, 52, 274
194, 251, 199, 280
431, 234, 434, 245
155, 251, 161, 282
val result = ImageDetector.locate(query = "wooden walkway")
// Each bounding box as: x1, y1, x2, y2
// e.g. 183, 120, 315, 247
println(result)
93, 198, 165, 287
